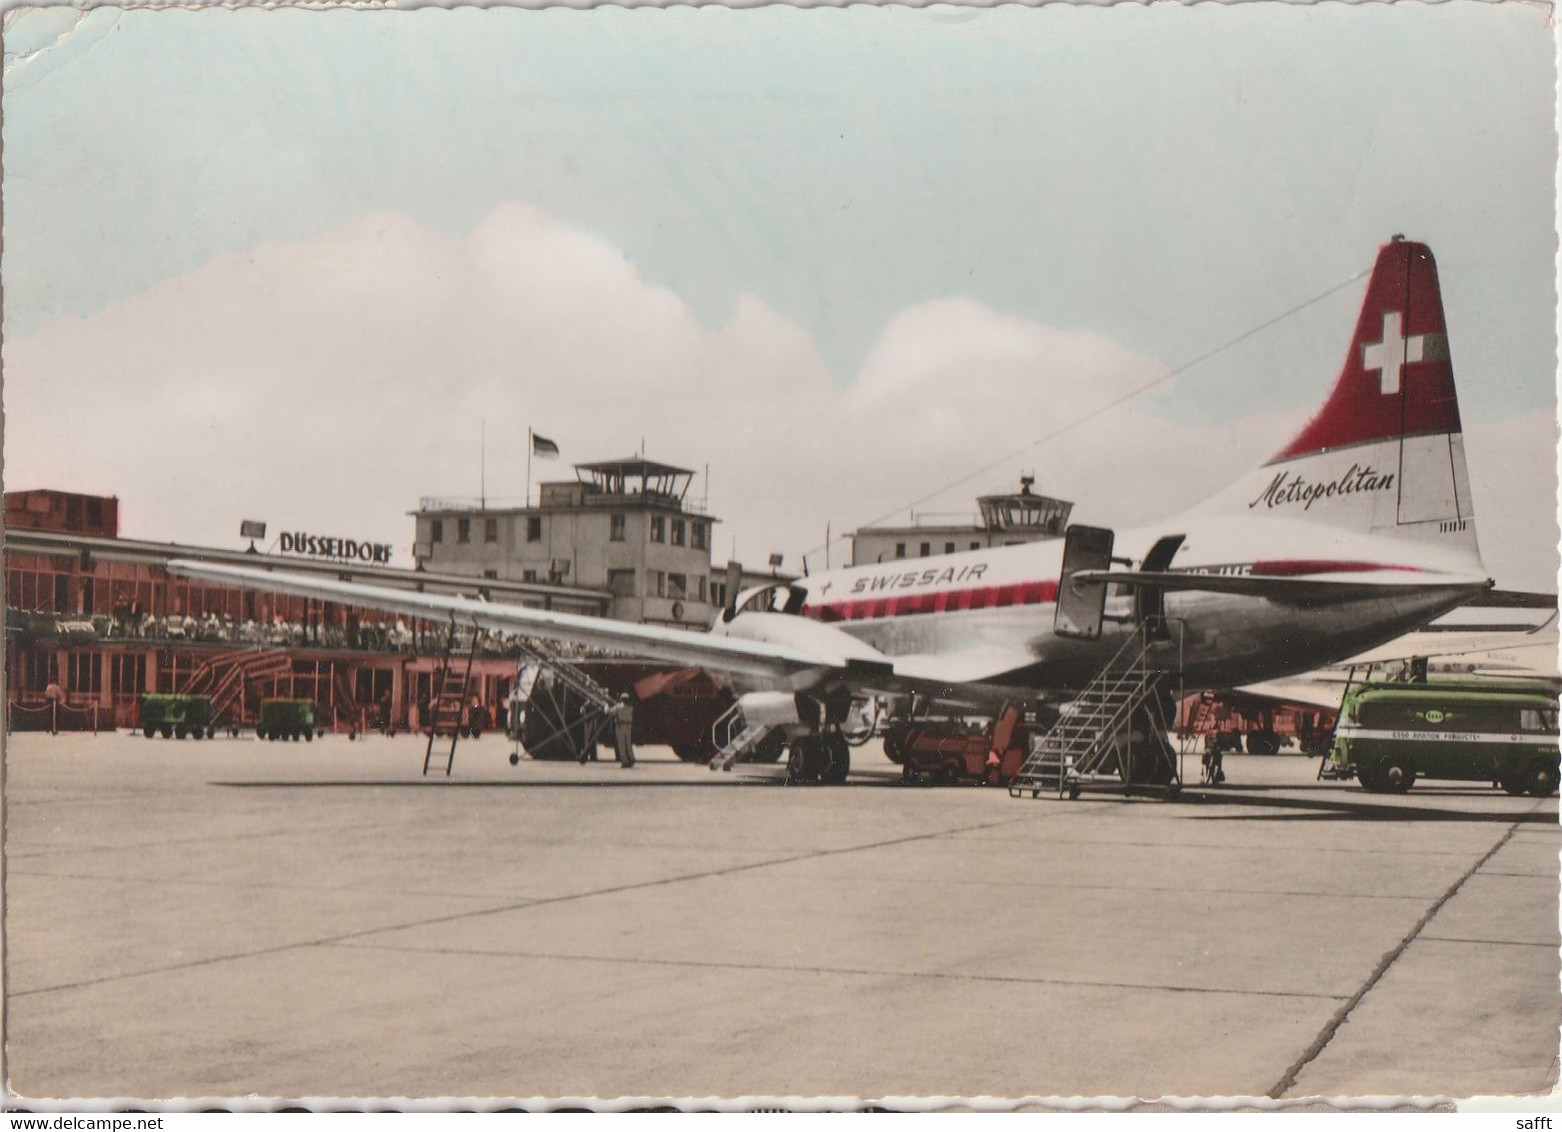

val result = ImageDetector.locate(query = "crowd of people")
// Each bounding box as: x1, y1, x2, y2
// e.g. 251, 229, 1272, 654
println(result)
26, 609, 551, 657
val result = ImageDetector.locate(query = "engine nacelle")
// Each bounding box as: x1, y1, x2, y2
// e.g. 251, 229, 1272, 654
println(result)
735, 691, 805, 728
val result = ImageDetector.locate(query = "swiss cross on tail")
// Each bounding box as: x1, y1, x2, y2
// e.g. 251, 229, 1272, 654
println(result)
1362, 310, 1449, 396
1211, 236, 1480, 559
1272, 237, 1461, 462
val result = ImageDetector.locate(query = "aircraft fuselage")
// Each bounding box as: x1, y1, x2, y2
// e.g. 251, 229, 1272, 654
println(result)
714, 512, 1491, 698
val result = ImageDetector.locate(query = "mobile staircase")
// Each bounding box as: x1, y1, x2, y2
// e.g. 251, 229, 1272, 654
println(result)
506, 638, 618, 764
423, 617, 481, 776
183, 648, 293, 733
708, 702, 775, 772
1009, 619, 1184, 800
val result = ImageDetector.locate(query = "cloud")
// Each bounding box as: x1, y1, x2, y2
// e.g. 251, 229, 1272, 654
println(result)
5, 202, 1554, 593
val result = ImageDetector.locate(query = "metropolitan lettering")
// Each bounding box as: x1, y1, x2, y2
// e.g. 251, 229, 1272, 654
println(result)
1248, 463, 1394, 512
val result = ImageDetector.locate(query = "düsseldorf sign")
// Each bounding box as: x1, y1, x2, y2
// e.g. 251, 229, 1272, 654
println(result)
278, 531, 394, 565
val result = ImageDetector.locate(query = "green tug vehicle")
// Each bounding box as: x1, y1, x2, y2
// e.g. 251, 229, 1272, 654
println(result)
1327, 678, 1560, 796
138, 693, 217, 740
257, 698, 318, 742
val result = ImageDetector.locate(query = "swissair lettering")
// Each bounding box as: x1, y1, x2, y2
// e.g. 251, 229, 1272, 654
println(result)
849, 563, 988, 595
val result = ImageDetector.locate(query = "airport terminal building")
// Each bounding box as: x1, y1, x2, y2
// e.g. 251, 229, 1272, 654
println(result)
3, 468, 779, 734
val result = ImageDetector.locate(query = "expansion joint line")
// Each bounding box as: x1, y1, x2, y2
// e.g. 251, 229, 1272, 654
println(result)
1265, 822, 1522, 1099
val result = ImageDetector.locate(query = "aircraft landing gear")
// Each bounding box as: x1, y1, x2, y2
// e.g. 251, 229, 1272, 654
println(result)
785, 730, 851, 785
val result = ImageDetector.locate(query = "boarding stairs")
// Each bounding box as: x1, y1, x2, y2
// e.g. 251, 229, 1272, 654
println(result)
508, 638, 617, 762
423, 618, 481, 777
184, 648, 293, 730
513, 639, 617, 715
330, 667, 365, 736
1009, 619, 1182, 799
708, 701, 775, 772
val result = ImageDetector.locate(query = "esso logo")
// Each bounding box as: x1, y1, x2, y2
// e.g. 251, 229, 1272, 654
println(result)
1423, 709, 1446, 725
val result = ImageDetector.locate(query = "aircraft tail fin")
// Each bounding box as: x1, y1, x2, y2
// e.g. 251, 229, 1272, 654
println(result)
1201, 237, 1481, 564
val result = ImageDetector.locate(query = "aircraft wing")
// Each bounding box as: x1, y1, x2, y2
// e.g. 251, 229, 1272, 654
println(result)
1232, 624, 1562, 712
167, 560, 1048, 704
167, 560, 835, 685
1232, 678, 1353, 712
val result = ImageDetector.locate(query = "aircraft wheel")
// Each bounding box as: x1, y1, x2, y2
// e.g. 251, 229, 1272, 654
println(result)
786, 741, 810, 784
748, 729, 788, 764
1526, 761, 1559, 798
786, 737, 824, 785
821, 733, 851, 784
509, 751, 521, 766
142, 724, 156, 739
673, 738, 715, 763
1380, 760, 1416, 793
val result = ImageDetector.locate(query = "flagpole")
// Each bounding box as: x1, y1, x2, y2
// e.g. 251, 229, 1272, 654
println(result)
526, 427, 533, 509
481, 418, 487, 509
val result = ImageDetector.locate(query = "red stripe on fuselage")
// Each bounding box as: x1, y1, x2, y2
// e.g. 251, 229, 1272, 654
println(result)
805, 579, 1060, 623
1247, 560, 1423, 578
803, 562, 1420, 623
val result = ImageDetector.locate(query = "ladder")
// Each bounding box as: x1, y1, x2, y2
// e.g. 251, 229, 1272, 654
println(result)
1010, 619, 1183, 799
707, 701, 774, 772
423, 617, 480, 777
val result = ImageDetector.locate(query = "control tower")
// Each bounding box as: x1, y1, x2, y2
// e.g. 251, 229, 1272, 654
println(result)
848, 476, 1074, 566
412, 457, 718, 626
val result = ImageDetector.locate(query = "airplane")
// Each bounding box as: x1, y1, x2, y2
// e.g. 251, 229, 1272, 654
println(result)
170, 236, 1502, 785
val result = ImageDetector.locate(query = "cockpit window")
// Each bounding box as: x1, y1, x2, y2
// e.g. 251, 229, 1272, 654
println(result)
724, 583, 809, 621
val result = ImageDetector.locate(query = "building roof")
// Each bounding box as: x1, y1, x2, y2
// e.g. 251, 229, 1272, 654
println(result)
574, 457, 694, 478
4, 528, 612, 604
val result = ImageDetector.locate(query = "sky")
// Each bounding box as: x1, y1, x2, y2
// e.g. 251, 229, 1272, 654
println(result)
3, 2, 1558, 590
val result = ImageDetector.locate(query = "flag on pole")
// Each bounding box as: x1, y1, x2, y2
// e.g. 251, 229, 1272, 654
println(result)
532, 433, 561, 459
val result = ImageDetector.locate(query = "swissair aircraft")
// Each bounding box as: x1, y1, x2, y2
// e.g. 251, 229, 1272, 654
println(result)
171, 236, 1496, 783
